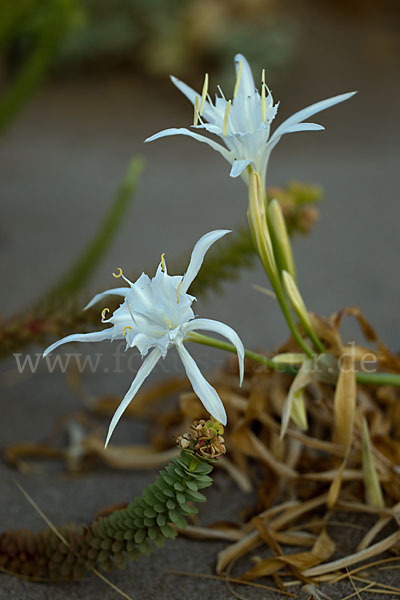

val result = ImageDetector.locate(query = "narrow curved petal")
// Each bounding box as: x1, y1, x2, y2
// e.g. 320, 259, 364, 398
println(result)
281, 122, 325, 134
105, 349, 161, 447
145, 127, 233, 163
234, 54, 256, 96
185, 318, 244, 385
176, 343, 227, 425
170, 76, 215, 122
83, 288, 129, 311
43, 329, 113, 358
170, 75, 198, 105
230, 159, 252, 178
270, 91, 356, 143
180, 230, 231, 294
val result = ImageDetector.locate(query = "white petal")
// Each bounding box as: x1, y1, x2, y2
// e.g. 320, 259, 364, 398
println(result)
105, 349, 161, 447
43, 329, 113, 357
281, 122, 325, 134
185, 318, 244, 385
83, 288, 129, 311
230, 159, 252, 178
145, 127, 233, 162
234, 54, 256, 96
170, 75, 214, 122
270, 91, 356, 143
170, 75, 198, 105
176, 343, 227, 425
180, 230, 230, 294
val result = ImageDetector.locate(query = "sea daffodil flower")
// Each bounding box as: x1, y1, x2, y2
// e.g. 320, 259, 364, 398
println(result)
43, 230, 244, 446
146, 54, 356, 187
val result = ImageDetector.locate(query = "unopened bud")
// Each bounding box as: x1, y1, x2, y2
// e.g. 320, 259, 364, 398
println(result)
269, 198, 296, 280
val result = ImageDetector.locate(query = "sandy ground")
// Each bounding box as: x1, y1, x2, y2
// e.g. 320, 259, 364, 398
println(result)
1, 5, 400, 599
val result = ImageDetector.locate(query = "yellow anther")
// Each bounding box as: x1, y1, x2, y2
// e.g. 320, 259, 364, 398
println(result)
176, 280, 182, 304
122, 326, 132, 337
261, 69, 267, 123
233, 60, 242, 99
222, 100, 232, 137
163, 317, 172, 329
161, 253, 166, 272
199, 73, 208, 116
193, 95, 199, 127
112, 267, 123, 278
101, 307, 110, 320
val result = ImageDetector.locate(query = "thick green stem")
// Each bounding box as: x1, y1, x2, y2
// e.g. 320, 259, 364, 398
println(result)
187, 332, 400, 388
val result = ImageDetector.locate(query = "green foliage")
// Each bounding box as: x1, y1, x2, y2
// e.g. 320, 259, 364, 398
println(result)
0, 0, 84, 133
0, 451, 214, 580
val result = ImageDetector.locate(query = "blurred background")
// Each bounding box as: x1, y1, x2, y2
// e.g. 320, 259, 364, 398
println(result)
1, 0, 400, 351
0, 3, 400, 598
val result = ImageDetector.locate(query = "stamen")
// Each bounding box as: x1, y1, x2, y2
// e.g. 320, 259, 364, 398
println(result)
233, 59, 242, 99
112, 267, 123, 278
163, 317, 172, 329
261, 69, 267, 123
199, 73, 208, 116
122, 326, 132, 337
161, 253, 166, 272
222, 100, 232, 137
193, 95, 199, 127
101, 307, 110, 320
176, 280, 182, 304
217, 85, 226, 100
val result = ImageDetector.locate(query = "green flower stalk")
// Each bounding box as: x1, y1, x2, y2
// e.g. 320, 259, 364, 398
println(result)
0, 421, 224, 581
248, 170, 314, 357
268, 198, 297, 281
282, 270, 326, 354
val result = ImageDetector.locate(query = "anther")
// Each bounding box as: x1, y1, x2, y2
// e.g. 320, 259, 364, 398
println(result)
163, 317, 172, 329
233, 60, 242, 99
261, 69, 267, 123
161, 253, 166, 272
101, 307, 110, 320
199, 73, 208, 116
223, 100, 232, 137
122, 326, 132, 337
176, 280, 182, 304
193, 96, 199, 127
112, 267, 123, 278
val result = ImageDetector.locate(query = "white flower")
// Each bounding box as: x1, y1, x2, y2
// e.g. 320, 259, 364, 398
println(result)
43, 230, 244, 446
145, 54, 356, 187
